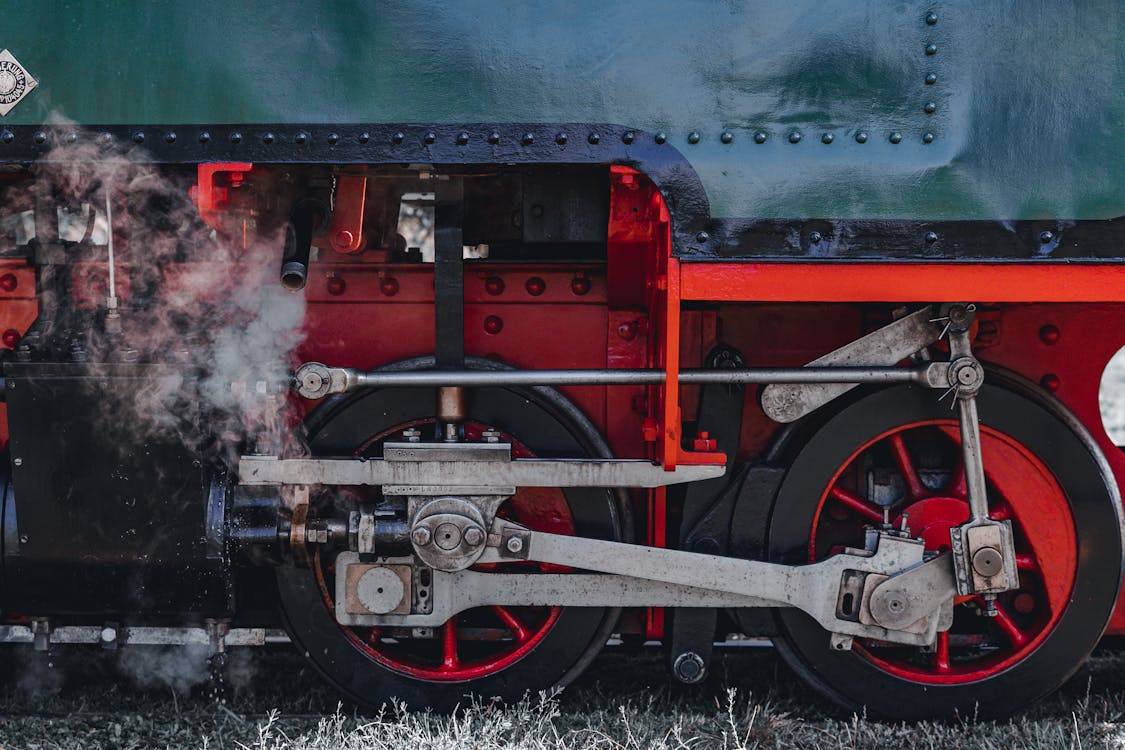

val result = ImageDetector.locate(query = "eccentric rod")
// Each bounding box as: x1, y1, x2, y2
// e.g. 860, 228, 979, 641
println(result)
293, 361, 940, 399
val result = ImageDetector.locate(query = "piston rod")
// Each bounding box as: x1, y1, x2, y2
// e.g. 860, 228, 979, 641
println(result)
293, 362, 942, 399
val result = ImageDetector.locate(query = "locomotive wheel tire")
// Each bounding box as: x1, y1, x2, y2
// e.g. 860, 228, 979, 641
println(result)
769, 384, 1124, 720
276, 379, 621, 712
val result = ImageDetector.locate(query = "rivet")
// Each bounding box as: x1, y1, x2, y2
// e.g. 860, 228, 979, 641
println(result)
380, 277, 399, 297
889, 132, 902, 144
551, 132, 566, 145
326, 276, 346, 296
720, 131, 733, 144
327, 132, 339, 145
229, 131, 242, 144
64, 132, 77, 144
160, 131, 175, 144
923, 102, 936, 114
335, 229, 355, 249
98, 132, 113, 146
821, 132, 834, 144
484, 315, 504, 335
13, 458, 22, 467
19, 533, 27, 544
570, 275, 591, 295
2, 329, 20, 348
617, 320, 637, 341
525, 277, 546, 296
358, 132, 370, 144
423, 131, 436, 145
588, 132, 600, 145
198, 131, 211, 144
131, 131, 145, 144
1, 131, 12, 144
0, 273, 18, 292
392, 131, 405, 144
521, 132, 534, 145
696, 231, 710, 243
923, 132, 935, 144
788, 131, 802, 144
456, 131, 469, 145
924, 231, 939, 243
926, 11, 938, 24
1040, 373, 1061, 392
652, 132, 665, 144
1040, 230, 1054, 244
260, 132, 273, 145
687, 131, 700, 144
809, 231, 822, 244
1039, 324, 1060, 345
293, 132, 307, 145
753, 131, 767, 144
925, 43, 937, 55
487, 131, 500, 144
484, 276, 505, 296
33, 131, 46, 145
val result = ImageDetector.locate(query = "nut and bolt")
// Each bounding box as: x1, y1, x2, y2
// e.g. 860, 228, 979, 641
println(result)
463, 526, 485, 547
411, 527, 432, 546
481, 429, 502, 443
505, 536, 525, 554
402, 428, 422, 443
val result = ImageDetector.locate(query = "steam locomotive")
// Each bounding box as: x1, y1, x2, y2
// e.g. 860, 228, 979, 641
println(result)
0, 0, 1122, 720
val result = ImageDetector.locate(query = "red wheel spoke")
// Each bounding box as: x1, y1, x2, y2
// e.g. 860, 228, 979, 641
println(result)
988, 504, 1011, 521
829, 486, 883, 523
1015, 553, 1039, 574
932, 630, 951, 674
440, 618, 460, 670
989, 602, 1028, 648
491, 606, 530, 643
889, 433, 926, 500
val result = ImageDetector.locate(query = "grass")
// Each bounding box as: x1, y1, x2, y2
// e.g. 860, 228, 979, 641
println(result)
3, 644, 1125, 749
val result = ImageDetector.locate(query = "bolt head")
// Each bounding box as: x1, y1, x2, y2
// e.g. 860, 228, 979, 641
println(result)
411, 527, 432, 547
505, 536, 525, 554
463, 526, 485, 547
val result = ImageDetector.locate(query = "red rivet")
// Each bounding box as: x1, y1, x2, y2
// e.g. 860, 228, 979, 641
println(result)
616, 320, 637, 341
483, 315, 503, 335
334, 229, 355, 249
87, 273, 108, 296
1039, 324, 1060, 345
0, 273, 17, 293
326, 276, 346, 296
570, 275, 591, 296
484, 276, 505, 296
2, 329, 20, 348
380, 277, 399, 296
1040, 374, 1060, 392
1013, 592, 1036, 615
525, 277, 546, 296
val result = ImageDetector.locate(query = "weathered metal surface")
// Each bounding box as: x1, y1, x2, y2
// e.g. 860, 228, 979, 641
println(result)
0, 0, 1120, 226
237, 454, 724, 488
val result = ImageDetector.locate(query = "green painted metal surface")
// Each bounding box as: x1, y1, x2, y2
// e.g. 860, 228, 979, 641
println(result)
1, 0, 1121, 221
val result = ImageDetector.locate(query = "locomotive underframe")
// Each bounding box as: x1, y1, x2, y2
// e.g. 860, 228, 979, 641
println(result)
0, 127, 1123, 717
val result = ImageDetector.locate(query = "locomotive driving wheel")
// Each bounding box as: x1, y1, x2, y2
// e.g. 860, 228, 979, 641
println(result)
770, 383, 1124, 720
276, 360, 624, 711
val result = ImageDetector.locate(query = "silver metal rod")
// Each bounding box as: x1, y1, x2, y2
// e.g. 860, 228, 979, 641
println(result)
349, 366, 930, 389
957, 395, 990, 521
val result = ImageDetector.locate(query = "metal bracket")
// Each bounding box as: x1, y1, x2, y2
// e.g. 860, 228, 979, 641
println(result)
760, 306, 944, 423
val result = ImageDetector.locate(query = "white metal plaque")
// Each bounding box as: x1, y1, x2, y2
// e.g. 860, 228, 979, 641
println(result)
0, 49, 37, 117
